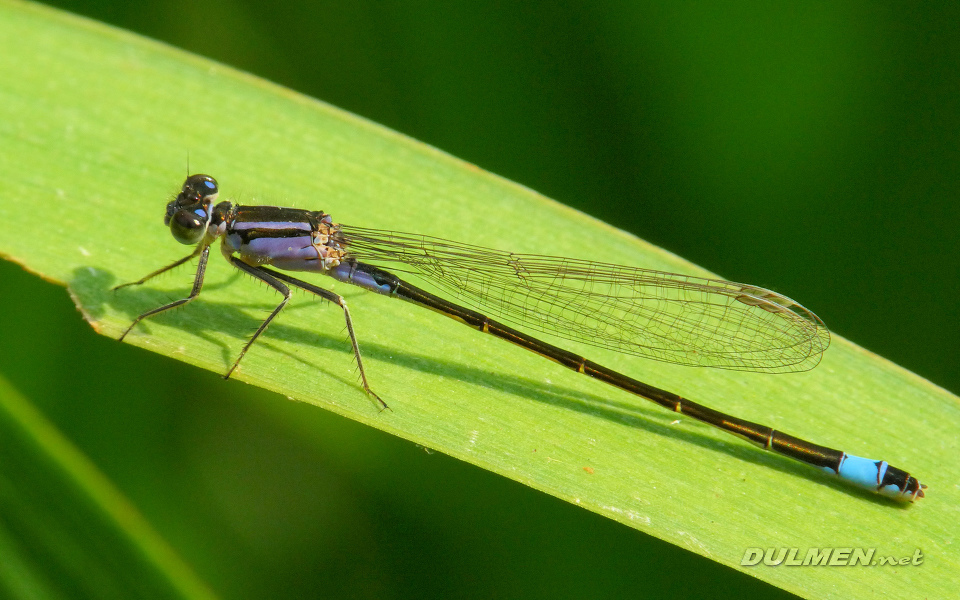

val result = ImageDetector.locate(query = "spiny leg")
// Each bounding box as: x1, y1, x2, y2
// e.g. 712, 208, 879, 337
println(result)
261, 267, 388, 410
227, 257, 293, 379
118, 245, 211, 341
112, 246, 203, 291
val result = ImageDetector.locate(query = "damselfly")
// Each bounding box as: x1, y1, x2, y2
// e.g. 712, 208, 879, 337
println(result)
115, 175, 925, 501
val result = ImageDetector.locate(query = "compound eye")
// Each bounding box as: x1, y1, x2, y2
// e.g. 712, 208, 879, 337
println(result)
182, 174, 219, 202
169, 208, 206, 244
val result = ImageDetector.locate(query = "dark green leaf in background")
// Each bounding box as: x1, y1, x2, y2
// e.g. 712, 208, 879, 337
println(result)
0, 374, 215, 599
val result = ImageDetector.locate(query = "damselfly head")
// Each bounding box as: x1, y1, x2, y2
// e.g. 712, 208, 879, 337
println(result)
178, 174, 219, 207
164, 174, 220, 245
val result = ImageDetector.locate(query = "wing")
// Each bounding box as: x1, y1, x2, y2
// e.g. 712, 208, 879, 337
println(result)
335, 226, 830, 373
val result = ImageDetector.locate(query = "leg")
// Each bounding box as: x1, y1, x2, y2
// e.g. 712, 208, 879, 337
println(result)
118, 245, 211, 341
112, 246, 203, 291
225, 257, 293, 379
259, 266, 387, 410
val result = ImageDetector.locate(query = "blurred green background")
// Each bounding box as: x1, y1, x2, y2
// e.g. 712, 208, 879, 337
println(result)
2, 1, 957, 598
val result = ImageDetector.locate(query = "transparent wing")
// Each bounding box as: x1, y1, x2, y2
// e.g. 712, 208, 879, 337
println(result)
336, 226, 830, 373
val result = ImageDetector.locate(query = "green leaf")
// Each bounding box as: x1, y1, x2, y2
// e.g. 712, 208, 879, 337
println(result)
0, 374, 216, 599
1, 2, 957, 598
